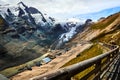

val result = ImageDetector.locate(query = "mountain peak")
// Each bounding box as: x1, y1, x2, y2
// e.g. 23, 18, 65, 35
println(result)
18, 1, 27, 8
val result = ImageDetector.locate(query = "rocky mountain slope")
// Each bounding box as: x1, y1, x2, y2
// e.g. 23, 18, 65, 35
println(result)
0, 2, 87, 71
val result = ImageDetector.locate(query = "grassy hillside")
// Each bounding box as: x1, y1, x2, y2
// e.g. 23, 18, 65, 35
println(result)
91, 13, 120, 45
62, 44, 109, 79
63, 44, 103, 67
90, 13, 119, 29
93, 29, 120, 45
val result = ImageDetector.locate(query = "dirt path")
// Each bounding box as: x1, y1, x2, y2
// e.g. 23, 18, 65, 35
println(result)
11, 43, 92, 80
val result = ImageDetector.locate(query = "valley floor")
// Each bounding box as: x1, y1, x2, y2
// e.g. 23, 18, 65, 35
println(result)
11, 43, 92, 80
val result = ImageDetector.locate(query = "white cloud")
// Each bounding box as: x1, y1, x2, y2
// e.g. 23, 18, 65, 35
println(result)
0, 0, 120, 19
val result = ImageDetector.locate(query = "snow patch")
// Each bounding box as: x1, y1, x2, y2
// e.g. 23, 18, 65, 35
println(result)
60, 26, 77, 42
31, 13, 43, 24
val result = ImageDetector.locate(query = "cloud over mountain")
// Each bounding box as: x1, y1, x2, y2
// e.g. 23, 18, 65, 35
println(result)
1, 0, 120, 19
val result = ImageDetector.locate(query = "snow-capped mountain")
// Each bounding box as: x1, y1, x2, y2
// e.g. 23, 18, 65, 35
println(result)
0, 2, 56, 45
51, 19, 86, 49
0, 2, 86, 48
0, 2, 54, 29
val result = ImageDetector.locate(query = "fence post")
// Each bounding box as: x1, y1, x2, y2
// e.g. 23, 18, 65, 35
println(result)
94, 60, 101, 80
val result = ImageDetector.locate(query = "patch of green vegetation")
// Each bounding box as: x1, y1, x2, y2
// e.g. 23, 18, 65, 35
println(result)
91, 13, 119, 29
0, 52, 50, 77
0, 67, 19, 78
62, 44, 103, 79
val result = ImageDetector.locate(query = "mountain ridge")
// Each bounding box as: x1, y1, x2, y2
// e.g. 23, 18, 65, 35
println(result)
76, 6, 120, 21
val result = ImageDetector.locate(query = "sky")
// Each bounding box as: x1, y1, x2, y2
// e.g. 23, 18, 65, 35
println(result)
0, 0, 120, 20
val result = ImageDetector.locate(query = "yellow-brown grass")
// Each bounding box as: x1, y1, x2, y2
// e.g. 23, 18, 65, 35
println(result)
62, 44, 104, 79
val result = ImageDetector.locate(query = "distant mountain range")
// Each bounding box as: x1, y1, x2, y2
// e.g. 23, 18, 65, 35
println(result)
76, 6, 120, 21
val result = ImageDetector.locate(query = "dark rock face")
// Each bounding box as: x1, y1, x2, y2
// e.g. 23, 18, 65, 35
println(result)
18, 7, 25, 17
52, 23, 67, 32
28, 7, 40, 14
85, 19, 92, 24
2, 28, 16, 34
0, 44, 7, 56
11, 34, 20, 39
17, 26, 26, 34
49, 17, 55, 22
98, 17, 105, 21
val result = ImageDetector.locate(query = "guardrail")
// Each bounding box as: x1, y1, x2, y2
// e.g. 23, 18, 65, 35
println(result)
30, 44, 119, 80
